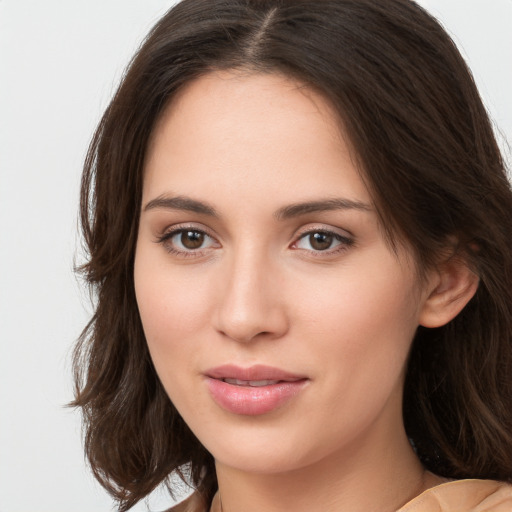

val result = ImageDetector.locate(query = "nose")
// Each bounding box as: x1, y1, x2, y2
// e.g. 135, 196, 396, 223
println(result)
214, 249, 289, 344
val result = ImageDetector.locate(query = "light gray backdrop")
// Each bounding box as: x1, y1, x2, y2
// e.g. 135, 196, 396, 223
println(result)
0, 1, 510, 511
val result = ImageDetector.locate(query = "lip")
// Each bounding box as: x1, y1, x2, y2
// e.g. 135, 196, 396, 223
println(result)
206, 364, 306, 382
205, 364, 309, 416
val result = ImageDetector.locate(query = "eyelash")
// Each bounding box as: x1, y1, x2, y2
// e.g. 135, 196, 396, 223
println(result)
292, 229, 354, 257
155, 226, 354, 258
155, 225, 218, 258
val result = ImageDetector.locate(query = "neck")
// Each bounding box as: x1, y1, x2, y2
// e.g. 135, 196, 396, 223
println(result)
214, 417, 440, 512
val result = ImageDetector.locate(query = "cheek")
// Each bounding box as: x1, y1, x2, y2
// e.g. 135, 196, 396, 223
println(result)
134, 260, 212, 421
284, 271, 419, 453
291, 261, 420, 384
294, 262, 418, 334
133, 246, 213, 387
135, 245, 208, 336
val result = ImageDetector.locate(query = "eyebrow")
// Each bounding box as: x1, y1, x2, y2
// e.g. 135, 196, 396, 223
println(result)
143, 195, 219, 217
275, 198, 372, 220
143, 194, 371, 219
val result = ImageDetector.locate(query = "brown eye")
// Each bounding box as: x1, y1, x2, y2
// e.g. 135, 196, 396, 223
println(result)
159, 228, 218, 254
294, 229, 353, 254
309, 232, 334, 251
180, 230, 204, 249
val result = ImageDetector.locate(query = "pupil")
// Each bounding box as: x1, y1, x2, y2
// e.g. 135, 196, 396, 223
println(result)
181, 231, 204, 249
310, 232, 333, 250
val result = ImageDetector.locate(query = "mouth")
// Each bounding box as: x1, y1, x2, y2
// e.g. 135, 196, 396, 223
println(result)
205, 365, 309, 415
221, 378, 284, 387
205, 363, 306, 382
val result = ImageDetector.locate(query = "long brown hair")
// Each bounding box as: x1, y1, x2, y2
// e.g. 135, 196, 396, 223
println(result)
72, 0, 512, 510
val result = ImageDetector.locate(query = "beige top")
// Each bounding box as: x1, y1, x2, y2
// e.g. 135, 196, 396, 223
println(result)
168, 479, 512, 512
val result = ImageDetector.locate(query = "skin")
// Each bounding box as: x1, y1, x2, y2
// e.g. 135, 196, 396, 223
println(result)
134, 71, 474, 511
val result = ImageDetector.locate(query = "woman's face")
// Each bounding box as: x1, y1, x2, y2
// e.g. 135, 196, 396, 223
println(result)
135, 71, 434, 474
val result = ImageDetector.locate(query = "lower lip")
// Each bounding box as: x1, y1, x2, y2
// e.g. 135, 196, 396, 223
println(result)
206, 378, 308, 415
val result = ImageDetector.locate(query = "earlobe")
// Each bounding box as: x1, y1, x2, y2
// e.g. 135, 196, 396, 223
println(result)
419, 255, 480, 328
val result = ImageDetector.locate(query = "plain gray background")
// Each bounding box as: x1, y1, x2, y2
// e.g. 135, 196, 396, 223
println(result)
0, 1, 511, 510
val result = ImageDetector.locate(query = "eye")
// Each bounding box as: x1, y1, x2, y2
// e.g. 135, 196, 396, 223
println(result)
157, 227, 219, 256
293, 229, 353, 253
173, 230, 209, 250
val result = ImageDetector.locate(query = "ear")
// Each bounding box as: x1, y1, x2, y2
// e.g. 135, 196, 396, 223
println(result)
419, 254, 479, 328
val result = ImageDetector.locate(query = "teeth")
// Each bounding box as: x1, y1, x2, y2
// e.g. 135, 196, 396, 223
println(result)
223, 378, 280, 387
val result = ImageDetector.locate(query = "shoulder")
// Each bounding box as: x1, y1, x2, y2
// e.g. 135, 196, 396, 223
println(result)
398, 479, 512, 511
164, 492, 208, 512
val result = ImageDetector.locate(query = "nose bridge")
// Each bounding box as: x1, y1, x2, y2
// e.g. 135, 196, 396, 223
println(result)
215, 242, 287, 343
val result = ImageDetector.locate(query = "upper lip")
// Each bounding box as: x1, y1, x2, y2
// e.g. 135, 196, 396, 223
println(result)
205, 364, 307, 382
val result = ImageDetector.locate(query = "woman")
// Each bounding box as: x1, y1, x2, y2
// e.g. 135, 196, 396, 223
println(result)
72, 0, 512, 511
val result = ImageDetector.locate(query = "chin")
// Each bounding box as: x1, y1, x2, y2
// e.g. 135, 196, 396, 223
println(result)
214, 447, 315, 475
195, 419, 331, 475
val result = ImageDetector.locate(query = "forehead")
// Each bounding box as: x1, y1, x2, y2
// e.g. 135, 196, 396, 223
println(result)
153, 69, 343, 140
143, 70, 370, 209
